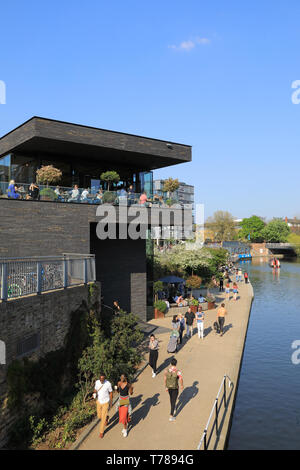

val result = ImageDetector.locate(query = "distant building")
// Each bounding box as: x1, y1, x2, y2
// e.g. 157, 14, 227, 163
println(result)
285, 216, 300, 231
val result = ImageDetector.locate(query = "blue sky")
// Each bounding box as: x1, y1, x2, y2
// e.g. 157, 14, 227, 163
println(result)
1, 0, 300, 220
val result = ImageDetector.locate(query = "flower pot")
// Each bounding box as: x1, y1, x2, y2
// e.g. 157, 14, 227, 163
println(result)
190, 305, 198, 313
207, 302, 215, 310
154, 308, 165, 319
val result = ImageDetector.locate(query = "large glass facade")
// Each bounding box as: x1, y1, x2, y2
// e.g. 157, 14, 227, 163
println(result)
0, 152, 154, 198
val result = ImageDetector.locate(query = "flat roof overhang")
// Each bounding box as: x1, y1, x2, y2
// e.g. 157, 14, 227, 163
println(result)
0, 117, 192, 170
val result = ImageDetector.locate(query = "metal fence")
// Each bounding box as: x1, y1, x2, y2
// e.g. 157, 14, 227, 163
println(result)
197, 375, 233, 450
0, 255, 95, 301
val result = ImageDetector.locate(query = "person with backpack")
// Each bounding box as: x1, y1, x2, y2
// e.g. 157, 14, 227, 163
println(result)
164, 358, 184, 422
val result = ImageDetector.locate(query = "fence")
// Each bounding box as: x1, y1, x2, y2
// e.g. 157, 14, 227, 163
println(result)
0, 254, 95, 301
197, 375, 233, 450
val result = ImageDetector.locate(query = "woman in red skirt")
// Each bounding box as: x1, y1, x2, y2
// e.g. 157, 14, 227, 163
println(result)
117, 374, 134, 437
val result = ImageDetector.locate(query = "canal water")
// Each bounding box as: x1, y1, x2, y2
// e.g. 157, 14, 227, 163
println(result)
227, 258, 300, 450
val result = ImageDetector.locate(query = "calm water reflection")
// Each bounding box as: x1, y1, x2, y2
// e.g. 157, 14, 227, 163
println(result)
227, 258, 300, 450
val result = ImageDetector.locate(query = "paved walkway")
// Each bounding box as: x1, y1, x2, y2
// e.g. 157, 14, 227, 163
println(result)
78, 282, 253, 450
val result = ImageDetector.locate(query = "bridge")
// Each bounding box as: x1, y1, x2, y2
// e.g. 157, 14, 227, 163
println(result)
266, 243, 296, 255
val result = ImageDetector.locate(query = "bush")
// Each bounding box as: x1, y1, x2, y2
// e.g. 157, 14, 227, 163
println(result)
102, 191, 117, 204
186, 275, 202, 289
189, 299, 199, 306
36, 165, 62, 185
40, 188, 58, 201
154, 300, 167, 313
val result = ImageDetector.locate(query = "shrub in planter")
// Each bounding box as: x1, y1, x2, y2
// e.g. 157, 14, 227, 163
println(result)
189, 298, 199, 312
205, 294, 216, 310
40, 188, 58, 201
153, 281, 164, 302
154, 300, 167, 318
102, 191, 116, 204
36, 165, 62, 186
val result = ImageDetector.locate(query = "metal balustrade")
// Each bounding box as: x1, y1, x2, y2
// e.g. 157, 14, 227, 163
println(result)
197, 375, 233, 450
0, 255, 95, 301
0, 181, 180, 207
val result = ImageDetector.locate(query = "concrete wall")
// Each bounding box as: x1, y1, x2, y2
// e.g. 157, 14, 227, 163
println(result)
0, 283, 98, 448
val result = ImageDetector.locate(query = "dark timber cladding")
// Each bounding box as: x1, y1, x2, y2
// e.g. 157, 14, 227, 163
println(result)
0, 117, 192, 169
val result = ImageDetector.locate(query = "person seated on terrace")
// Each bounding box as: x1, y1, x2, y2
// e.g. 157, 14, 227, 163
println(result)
80, 188, 89, 202
7, 180, 20, 199
127, 185, 135, 205
139, 191, 149, 206
153, 194, 160, 205
198, 294, 206, 303
118, 187, 128, 204
26, 182, 39, 200
176, 295, 184, 306
69, 184, 80, 202
95, 188, 103, 203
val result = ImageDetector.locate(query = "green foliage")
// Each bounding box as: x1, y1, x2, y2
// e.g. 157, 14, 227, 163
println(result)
189, 299, 199, 306
239, 215, 266, 242
154, 300, 167, 313
153, 245, 229, 283
287, 232, 300, 257
100, 171, 120, 191
262, 219, 290, 242
153, 280, 164, 294
102, 191, 117, 204
40, 187, 58, 201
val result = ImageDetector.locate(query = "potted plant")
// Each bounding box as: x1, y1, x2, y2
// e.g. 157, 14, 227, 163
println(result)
205, 294, 216, 310
163, 177, 180, 201
186, 275, 202, 299
100, 171, 120, 191
40, 187, 58, 202
36, 165, 62, 201
189, 298, 199, 313
154, 300, 167, 319
102, 191, 117, 204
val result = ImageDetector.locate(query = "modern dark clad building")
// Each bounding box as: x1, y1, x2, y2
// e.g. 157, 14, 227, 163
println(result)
0, 117, 192, 320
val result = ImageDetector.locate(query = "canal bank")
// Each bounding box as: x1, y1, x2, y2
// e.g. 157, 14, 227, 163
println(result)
75, 281, 254, 451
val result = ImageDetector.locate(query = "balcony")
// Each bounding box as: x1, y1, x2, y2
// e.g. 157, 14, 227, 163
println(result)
0, 181, 183, 208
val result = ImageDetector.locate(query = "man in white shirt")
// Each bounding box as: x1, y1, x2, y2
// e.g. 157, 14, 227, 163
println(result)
93, 373, 113, 438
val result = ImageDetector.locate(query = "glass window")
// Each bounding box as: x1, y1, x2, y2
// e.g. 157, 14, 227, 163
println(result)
11, 154, 37, 184
0, 154, 11, 183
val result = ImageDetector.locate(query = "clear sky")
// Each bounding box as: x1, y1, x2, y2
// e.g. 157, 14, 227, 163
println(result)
1, 0, 300, 220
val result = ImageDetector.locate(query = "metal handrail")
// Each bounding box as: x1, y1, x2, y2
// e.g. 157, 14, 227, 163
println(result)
197, 374, 233, 450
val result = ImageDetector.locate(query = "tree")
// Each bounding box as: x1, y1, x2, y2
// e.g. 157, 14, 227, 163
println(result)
36, 165, 62, 186
100, 171, 120, 191
262, 219, 290, 243
239, 215, 266, 242
205, 211, 236, 242
163, 178, 180, 199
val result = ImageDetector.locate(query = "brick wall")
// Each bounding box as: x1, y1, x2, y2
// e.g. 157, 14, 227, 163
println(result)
0, 283, 100, 448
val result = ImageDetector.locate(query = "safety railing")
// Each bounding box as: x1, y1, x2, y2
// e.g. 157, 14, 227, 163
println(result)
197, 374, 233, 450
0, 181, 180, 207
0, 254, 95, 301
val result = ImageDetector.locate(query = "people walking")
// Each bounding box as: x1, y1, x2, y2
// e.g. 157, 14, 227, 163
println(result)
244, 271, 249, 283
219, 276, 224, 292
225, 283, 230, 301
116, 374, 133, 437
217, 303, 227, 337
164, 358, 184, 422
93, 373, 113, 438
185, 307, 195, 338
238, 268, 243, 282
178, 314, 185, 344
195, 305, 205, 339
232, 282, 238, 301
149, 334, 159, 378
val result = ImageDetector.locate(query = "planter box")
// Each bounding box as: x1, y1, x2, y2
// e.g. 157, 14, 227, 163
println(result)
190, 305, 198, 313
207, 302, 215, 310
154, 308, 165, 319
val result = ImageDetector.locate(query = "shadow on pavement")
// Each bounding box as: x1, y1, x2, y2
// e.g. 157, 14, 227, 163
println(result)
175, 381, 199, 416
130, 393, 160, 431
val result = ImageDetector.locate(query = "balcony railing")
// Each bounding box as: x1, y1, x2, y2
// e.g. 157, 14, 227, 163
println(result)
0, 181, 181, 207
0, 254, 95, 301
